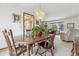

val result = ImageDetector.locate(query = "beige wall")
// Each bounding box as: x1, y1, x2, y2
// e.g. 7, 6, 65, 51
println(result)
0, 4, 27, 48
44, 15, 79, 32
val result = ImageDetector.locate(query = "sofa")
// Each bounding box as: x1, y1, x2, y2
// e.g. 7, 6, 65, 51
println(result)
60, 28, 79, 42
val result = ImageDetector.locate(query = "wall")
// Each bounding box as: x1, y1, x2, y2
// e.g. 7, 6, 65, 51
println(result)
0, 4, 28, 49
43, 15, 79, 32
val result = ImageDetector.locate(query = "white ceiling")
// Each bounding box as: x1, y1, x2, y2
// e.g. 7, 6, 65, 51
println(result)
4, 3, 79, 21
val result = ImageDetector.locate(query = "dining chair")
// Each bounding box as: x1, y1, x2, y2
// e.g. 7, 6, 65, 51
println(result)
71, 37, 79, 56
35, 33, 55, 56
3, 29, 27, 56
26, 29, 35, 54
26, 29, 32, 38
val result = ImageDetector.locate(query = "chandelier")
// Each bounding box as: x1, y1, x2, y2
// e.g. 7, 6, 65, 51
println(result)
35, 7, 45, 20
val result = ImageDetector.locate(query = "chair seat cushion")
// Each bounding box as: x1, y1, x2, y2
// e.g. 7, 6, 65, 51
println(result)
12, 45, 27, 56
38, 41, 48, 48
17, 46, 27, 56
38, 41, 53, 49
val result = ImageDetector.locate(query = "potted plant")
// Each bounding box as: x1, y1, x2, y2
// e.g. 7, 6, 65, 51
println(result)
49, 24, 57, 34
32, 25, 46, 38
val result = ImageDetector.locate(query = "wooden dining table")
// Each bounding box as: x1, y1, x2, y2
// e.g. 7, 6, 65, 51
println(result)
14, 34, 53, 56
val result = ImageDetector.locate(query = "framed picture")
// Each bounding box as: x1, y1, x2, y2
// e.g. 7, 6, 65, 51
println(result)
13, 14, 20, 22
36, 20, 40, 25
67, 23, 74, 28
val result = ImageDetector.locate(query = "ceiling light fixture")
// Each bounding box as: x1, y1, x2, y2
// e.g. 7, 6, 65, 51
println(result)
35, 4, 45, 20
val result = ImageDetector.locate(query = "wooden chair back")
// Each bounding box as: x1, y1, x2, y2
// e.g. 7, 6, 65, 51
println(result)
75, 38, 79, 56
8, 29, 17, 55
2, 29, 13, 55
3, 29, 27, 56
3, 29, 17, 55
47, 33, 55, 48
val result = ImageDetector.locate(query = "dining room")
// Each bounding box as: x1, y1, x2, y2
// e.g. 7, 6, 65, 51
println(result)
0, 3, 79, 56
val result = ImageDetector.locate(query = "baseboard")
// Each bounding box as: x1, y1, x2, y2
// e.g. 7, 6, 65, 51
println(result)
0, 47, 8, 50
62, 40, 73, 42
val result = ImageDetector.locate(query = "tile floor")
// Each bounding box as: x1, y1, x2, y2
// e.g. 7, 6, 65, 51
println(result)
0, 35, 73, 56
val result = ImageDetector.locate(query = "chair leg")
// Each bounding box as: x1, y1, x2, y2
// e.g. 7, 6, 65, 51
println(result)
31, 47, 33, 54
35, 45, 41, 55
23, 53, 25, 56
71, 42, 74, 56
53, 43, 55, 49
28, 50, 30, 56
45, 51, 46, 56
71, 48, 74, 56
50, 49, 54, 56
35, 48, 39, 55
31, 48, 33, 54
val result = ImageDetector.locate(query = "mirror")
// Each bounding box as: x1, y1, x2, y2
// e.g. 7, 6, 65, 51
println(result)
23, 12, 34, 40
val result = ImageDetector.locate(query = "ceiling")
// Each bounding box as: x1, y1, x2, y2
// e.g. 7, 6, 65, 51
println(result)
4, 3, 79, 21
